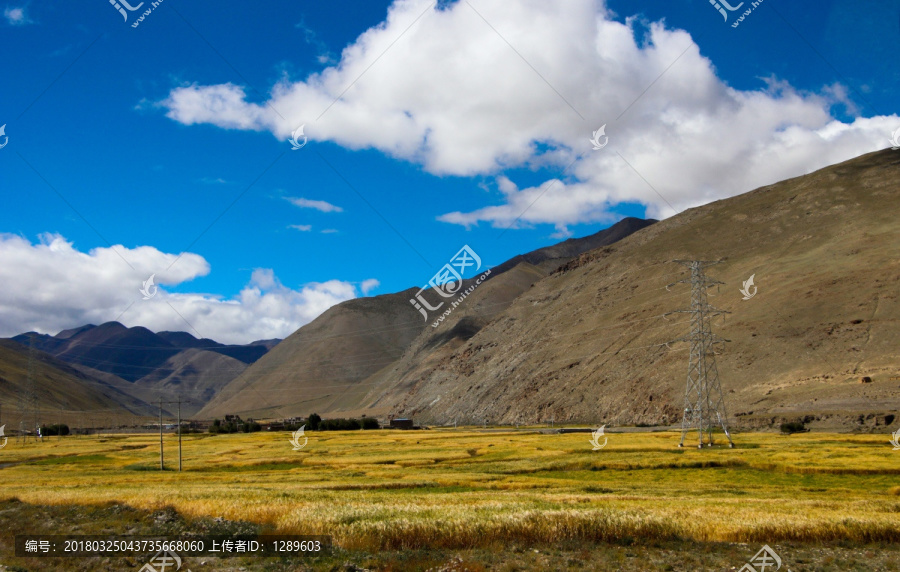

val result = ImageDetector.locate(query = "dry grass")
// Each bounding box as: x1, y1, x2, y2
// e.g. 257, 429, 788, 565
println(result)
1, 429, 899, 550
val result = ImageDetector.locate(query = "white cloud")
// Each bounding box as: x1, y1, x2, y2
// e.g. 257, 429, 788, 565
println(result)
360, 279, 380, 295
160, 0, 897, 231
163, 83, 269, 130
0, 234, 375, 345
4, 6, 30, 25
286, 197, 344, 213
289, 224, 312, 232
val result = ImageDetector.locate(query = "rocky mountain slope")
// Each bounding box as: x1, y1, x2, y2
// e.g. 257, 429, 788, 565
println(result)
366, 149, 899, 431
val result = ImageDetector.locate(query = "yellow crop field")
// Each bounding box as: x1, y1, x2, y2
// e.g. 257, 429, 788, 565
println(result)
1, 428, 899, 570
3, 429, 899, 547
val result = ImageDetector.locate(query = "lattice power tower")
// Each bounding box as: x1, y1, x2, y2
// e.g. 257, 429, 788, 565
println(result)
666, 260, 734, 448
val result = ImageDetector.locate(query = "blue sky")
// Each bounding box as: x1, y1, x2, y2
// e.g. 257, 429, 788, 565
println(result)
1, 0, 897, 343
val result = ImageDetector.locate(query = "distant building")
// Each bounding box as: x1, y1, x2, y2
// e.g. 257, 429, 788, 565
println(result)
224, 414, 242, 423
390, 418, 414, 429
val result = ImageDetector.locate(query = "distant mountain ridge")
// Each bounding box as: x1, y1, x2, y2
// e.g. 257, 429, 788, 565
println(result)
7, 323, 281, 417
13, 323, 278, 383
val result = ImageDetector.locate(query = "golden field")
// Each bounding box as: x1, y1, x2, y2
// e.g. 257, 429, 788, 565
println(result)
1, 428, 899, 553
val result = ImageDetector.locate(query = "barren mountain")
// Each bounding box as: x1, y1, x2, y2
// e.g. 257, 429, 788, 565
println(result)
368, 149, 899, 431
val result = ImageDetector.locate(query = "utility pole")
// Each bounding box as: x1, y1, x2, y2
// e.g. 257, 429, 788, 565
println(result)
159, 399, 164, 470
177, 398, 182, 472
158, 398, 186, 471
666, 260, 735, 449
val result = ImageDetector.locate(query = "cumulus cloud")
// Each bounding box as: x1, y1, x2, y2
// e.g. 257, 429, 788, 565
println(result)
289, 224, 313, 231
4, 5, 30, 25
286, 197, 344, 212
0, 234, 374, 345
160, 0, 896, 232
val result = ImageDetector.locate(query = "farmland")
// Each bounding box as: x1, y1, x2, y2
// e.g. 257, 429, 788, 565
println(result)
0, 428, 898, 570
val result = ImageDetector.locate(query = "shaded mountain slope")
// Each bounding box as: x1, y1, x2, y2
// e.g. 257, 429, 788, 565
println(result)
197, 288, 426, 419
130, 349, 248, 416
0, 339, 156, 428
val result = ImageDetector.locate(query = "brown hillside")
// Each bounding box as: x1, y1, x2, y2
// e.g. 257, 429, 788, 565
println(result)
372, 150, 900, 431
